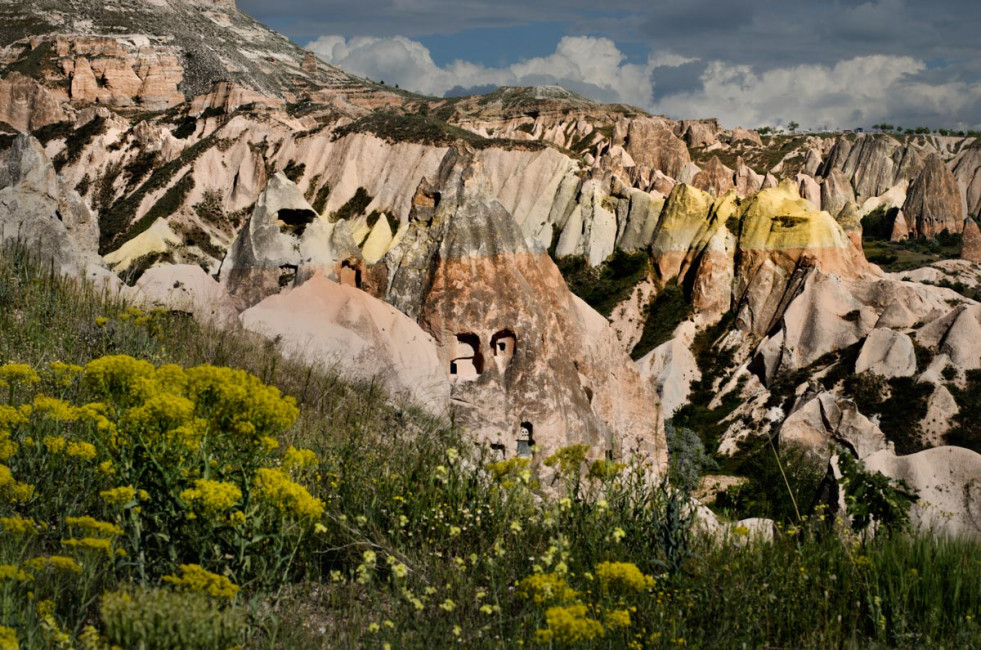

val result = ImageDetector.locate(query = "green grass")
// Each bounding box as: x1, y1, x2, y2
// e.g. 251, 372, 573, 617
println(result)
1, 246, 980, 648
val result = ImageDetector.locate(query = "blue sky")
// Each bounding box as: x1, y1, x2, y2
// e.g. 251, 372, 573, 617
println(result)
241, 0, 981, 130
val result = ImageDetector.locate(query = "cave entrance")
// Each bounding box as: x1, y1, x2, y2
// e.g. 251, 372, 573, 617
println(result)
276, 208, 317, 236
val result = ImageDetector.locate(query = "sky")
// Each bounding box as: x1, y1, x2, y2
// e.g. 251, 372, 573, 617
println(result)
238, 0, 981, 130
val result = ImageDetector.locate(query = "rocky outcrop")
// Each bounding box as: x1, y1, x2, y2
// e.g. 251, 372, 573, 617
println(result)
727, 128, 763, 147
0, 72, 66, 131
219, 172, 350, 306
864, 446, 981, 538
961, 218, 981, 263
780, 392, 891, 463
128, 264, 242, 328
854, 328, 917, 378
890, 210, 911, 241
61, 40, 184, 110
692, 156, 734, 197
636, 321, 700, 417
734, 157, 764, 197
951, 146, 981, 219
734, 181, 868, 337
903, 155, 964, 238
649, 184, 714, 282
0, 134, 102, 276
797, 173, 821, 209
383, 147, 667, 469
623, 117, 691, 179
820, 169, 855, 219
241, 273, 451, 414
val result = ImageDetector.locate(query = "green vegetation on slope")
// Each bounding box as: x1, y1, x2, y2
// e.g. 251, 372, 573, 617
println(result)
555, 250, 650, 318
332, 111, 546, 151
862, 207, 962, 271
0, 245, 980, 648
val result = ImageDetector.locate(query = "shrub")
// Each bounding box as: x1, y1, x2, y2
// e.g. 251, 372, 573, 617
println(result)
556, 250, 650, 318
101, 585, 247, 650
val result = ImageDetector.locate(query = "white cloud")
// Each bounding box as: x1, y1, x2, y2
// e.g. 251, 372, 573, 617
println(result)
306, 34, 981, 130
306, 34, 665, 108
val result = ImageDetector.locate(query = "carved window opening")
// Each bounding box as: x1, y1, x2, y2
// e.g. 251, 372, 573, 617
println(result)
517, 422, 534, 457
276, 208, 317, 236
490, 329, 516, 372
449, 333, 483, 380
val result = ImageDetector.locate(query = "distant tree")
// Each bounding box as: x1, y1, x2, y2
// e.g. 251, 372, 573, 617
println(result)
758, 126, 774, 136
915, 126, 930, 134
787, 120, 800, 133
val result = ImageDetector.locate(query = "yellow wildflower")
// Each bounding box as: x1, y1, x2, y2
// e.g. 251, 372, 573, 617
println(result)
595, 562, 655, 593
48, 362, 83, 389
31, 396, 75, 422
0, 565, 32, 582
0, 465, 33, 502
535, 604, 604, 644
0, 625, 18, 650
283, 446, 318, 471
100, 486, 134, 506
0, 516, 37, 535
163, 564, 239, 599
605, 609, 631, 629
65, 516, 123, 538
516, 573, 579, 604
180, 479, 242, 515
42, 436, 66, 455
61, 537, 115, 557
25, 556, 82, 574
0, 405, 29, 431
66, 441, 97, 460
253, 467, 324, 519
0, 364, 39, 388
0, 440, 17, 461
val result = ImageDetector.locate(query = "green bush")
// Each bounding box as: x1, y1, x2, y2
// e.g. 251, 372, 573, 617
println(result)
556, 250, 650, 318
101, 586, 247, 650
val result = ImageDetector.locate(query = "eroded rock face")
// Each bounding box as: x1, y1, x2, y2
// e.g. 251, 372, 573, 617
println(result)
0, 72, 66, 131
241, 273, 451, 415
780, 392, 891, 463
129, 264, 242, 328
734, 181, 868, 337
692, 156, 735, 197
650, 183, 714, 282
961, 218, 981, 263
383, 147, 667, 469
854, 328, 916, 378
623, 117, 691, 179
0, 134, 102, 276
635, 321, 701, 417
820, 169, 855, 219
903, 154, 964, 238
864, 446, 981, 538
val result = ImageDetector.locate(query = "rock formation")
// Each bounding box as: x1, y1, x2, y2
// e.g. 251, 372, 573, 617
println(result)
383, 147, 667, 468
961, 217, 981, 263
903, 154, 964, 238
241, 273, 451, 414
